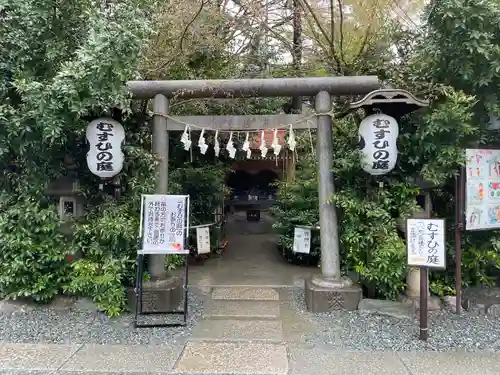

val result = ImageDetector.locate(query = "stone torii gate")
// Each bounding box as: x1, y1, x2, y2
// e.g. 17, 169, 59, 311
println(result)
127, 76, 380, 312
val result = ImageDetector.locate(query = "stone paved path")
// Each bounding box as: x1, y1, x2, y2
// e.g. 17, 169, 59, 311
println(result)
174, 286, 289, 374
3, 287, 500, 374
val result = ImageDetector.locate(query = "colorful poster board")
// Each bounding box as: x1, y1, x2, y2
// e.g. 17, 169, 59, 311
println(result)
465, 149, 500, 230
139, 194, 190, 254
406, 219, 446, 269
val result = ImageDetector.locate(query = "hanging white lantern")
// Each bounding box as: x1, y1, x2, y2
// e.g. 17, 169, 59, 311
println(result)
86, 118, 125, 178
358, 113, 399, 176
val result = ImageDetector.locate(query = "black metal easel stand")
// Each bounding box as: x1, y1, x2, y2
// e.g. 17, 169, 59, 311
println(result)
134, 251, 189, 328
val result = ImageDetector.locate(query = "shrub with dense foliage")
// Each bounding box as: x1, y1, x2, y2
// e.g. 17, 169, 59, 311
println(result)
0, 0, 229, 315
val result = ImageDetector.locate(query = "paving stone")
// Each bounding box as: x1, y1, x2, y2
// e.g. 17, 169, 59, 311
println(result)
0, 343, 78, 370
175, 341, 288, 374
289, 347, 409, 375
191, 319, 283, 342
203, 300, 280, 320
358, 298, 413, 320
398, 351, 500, 375
59, 344, 182, 372
0, 371, 57, 375
212, 287, 279, 301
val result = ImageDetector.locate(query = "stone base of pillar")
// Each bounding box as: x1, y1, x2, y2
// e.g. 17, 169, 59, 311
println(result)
305, 276, 362, 312
402, 295, 442, 311
126, 276, 183, 313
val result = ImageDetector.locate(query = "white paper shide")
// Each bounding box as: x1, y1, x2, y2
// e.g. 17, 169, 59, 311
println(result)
86, 118, 125, 178
196, 226, 211, 254
293, 227, 311, 254
141, 195, 189, 254
358, 113, 399, 176
406, 219, 446, 269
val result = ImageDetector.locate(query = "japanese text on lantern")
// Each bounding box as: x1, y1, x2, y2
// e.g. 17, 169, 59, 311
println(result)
358, 113, 399, 176
371, 118, 391, 171
86, 118, 125, 178
95, 122, 115, 172
406, 219, 446, 269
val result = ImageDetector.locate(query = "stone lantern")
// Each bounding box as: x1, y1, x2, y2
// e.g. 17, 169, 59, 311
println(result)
45, 154, 85, 236
45, 176, 85, 235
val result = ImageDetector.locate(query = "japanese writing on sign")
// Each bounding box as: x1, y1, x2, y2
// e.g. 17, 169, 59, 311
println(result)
406, 219, 446, 269
140, 195, 189, 255
358, 113, 399, 176
293, 227, 311, 254
196, 226, 211, 254
86, 118, 125, 178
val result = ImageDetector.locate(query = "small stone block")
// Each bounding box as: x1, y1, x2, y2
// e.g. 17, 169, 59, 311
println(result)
212, 287, 279, 301
359, 298, 413, 320
485, 303, 500, 316
126, 277, 182, 313
305, 278, 362, 312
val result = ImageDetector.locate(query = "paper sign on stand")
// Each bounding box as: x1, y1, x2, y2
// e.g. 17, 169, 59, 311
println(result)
293, 227, 311, 254
135, 194, 190, 328
139, 194, 190, 255
196, 226, 211, 254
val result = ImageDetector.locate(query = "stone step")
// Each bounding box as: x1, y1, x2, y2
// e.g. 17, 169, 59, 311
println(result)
190, 319, 283, 342
203, 299, 281, 320
211, 287, 279, 301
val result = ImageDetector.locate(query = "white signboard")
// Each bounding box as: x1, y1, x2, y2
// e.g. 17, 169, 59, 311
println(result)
86, 118, 125, 178
358, 113, 399, 176
407, 219, 446, 269
139, 194, 190, 254
293, 227, 311, 254
196, 226, 211, 254
465, 148, 500, 230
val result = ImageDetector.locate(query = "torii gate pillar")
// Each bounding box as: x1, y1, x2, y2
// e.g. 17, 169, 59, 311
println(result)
304, 91, 362, 312
127, 76, 380, 313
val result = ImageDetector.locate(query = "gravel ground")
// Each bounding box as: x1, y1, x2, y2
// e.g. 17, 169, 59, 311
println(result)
0, 292, 205, 345
288, 288, 500, 351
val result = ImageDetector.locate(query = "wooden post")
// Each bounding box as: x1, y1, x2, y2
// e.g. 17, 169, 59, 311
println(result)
419, 267, 429, 340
